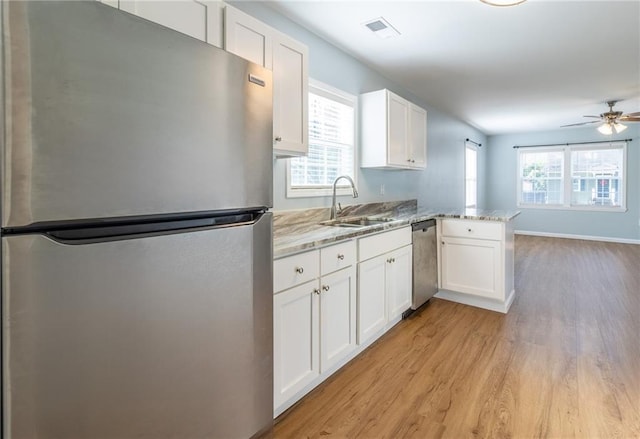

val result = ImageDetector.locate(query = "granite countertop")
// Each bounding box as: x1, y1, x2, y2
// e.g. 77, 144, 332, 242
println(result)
273, 201, 520, 258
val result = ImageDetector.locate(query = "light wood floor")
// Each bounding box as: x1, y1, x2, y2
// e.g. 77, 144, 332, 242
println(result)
274, 235, 640, 438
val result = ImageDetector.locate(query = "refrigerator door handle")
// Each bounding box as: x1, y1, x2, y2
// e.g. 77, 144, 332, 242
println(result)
39, 211, 266, 244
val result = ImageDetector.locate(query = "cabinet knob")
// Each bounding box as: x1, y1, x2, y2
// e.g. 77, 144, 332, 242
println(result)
337, 254, 345, 260
406, 159, 412, 162
411, 159, 415, 163
275, 136, 282, 142
295, 267, 304, 274
387, 258, 392, 263
468, 228, 472, 232
442, 241, 445, 245
392, 257, 396, 263
322, 285, 330, 291
313, 288, 320, 295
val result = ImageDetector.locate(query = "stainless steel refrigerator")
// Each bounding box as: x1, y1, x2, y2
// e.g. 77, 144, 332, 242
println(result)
1, 2, 274, 438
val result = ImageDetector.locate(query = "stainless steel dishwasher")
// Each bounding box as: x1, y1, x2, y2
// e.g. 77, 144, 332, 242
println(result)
411, 219, 438, 310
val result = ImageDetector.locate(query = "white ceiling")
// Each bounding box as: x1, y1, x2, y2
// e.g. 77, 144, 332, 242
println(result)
267, 0, 640, 135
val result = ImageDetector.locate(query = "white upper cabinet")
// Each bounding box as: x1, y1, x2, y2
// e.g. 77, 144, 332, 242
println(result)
272, 34, 308, 157
408, 103, 427, 168
361, 89, 427, 170
223, 5, 272, 68
104, 1, 224, 47
225, 5, 309, 157
387, 93, 409, 166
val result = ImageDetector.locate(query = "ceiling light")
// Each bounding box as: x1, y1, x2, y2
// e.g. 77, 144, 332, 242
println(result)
597, 121, 627, 135
362, 17, 400, 39
479, 0, 527, 6
597, 123, 613, 135
612, 122, 627, 133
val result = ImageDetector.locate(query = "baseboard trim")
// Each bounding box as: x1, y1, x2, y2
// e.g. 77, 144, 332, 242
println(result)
515, 230, 640, 245
434, 289, 510, 314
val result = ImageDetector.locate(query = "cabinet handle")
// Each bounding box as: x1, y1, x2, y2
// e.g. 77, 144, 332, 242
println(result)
337, 254, 345, 260
313, 288, 320, 295
442, 241, 445, 245
322, 285, 330, 291
295, 267, 304, 274
275, 136, 282, 142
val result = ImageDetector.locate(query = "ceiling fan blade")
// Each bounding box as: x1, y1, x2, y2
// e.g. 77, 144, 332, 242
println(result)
619, 116, 640, 122
561, 120, 602, 127
583, 115, 601, 118
622, 111, 640, 117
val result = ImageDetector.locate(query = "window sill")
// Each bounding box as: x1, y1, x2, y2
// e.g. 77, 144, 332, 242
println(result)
286, 187, 355, 199
517, 204, 627, 213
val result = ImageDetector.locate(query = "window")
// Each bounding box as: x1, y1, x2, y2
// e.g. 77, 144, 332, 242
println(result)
286, 80, 356, 197
517, 142, 626, 211
465, 142, 477, 208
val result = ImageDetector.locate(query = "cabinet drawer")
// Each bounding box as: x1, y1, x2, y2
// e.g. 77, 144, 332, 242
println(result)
358, 226, 411, 261
441, 219, 503, 241
321, 240, 356, 275
274, 250, 320, 293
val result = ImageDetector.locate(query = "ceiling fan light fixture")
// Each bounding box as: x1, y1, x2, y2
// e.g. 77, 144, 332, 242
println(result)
613, 122, 627, 133
597, 123, 613, 135
479, 0, 527, 6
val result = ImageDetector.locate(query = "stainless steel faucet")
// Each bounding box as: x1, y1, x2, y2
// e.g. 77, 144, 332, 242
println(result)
330, 175, 359, 220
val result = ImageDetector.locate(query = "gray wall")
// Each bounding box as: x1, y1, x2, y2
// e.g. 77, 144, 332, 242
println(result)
228, 1, 487, 212
486, 125, 640, 240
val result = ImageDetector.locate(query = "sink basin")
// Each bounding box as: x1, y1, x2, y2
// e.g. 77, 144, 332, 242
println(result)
321, 216, 396, 228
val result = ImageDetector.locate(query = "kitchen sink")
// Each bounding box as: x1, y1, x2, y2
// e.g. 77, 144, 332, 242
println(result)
320, 216, 397, 228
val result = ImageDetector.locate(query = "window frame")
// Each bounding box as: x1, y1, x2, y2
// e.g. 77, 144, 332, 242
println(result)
285, 79, 357, 198
516, 142, 627, 212
465, 142, 478, 208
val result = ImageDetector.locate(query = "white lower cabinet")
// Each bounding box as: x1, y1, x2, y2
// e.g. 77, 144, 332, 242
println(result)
437, 218, 515, 313
440, 236, 501, 299
274, 228, 413, 415
386, 244, 413, 321
357, 254, 387, 343
273, 280, 319, 410
273, 241, 356, 415
357, 227, 412, 345
319, 267, 357, 373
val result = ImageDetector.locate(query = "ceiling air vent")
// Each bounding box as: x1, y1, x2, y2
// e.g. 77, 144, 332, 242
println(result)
363, 17, 400, 39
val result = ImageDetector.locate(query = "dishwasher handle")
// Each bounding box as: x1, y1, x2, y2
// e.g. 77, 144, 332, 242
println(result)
412, 219, 436, 232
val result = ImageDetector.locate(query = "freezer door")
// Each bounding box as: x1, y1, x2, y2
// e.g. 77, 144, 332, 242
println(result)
2, 213, 273, 439
2, 1, 272, 228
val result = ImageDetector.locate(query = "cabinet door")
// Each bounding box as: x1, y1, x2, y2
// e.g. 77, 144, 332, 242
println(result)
119, 1, 223, 47
273, 281, 320, 409
440, 237, 502, 300
387, 92, 409, 166
272, 33, 309, 156
408, 103, 427, 168
357, 255, 387, 344
320, 267, 357, 373
224, 5, 273, 69
386, 245, 412, 321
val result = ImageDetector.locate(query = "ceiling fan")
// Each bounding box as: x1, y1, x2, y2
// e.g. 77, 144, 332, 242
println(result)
561, 100, 640, 135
